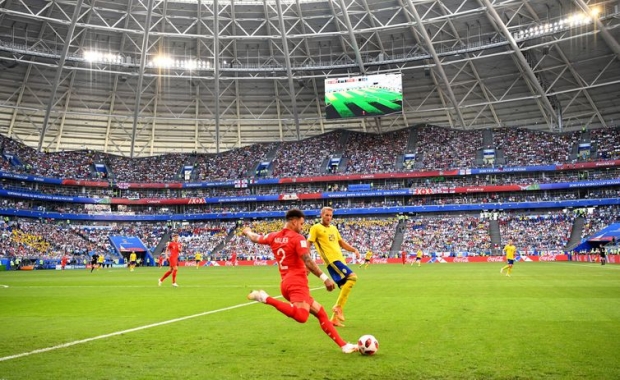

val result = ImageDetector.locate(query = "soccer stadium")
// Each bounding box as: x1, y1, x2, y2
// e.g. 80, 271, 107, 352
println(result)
0, 0, 619, 378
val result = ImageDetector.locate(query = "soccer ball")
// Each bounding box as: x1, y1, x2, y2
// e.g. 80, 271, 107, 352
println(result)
357, 334, 379, 355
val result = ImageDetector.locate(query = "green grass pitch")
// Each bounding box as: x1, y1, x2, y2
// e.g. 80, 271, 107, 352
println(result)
1, 262, 620, 379
325, 87, 402, 119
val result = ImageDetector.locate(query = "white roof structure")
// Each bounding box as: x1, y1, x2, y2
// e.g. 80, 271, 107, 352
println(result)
0, 0, 618, 157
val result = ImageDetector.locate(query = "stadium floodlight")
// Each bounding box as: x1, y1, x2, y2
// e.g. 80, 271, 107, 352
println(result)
149, 55, 204, 71
512, 10, 598, 41
83, 50, 124, 65
151, 55, 174, 68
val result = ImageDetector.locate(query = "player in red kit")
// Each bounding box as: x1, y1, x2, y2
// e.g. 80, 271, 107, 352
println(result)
159, 233, 181, 287
242, 209, 358, 354
231, 251, 237, 266
401, 250, 407, 265
60, 254, 68, 270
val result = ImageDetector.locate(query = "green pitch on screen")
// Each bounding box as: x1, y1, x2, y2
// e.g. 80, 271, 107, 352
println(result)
325, 87, 402, 119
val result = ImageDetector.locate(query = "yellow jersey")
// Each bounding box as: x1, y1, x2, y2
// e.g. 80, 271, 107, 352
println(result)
129, 252, 137, 262
504, 244, 516, 260
308, 223, 345, 264
416, 250, 423, 258
365, 251, 373, 260
195, 253, 203, 261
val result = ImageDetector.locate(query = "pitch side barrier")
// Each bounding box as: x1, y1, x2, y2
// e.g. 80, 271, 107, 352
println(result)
1, 198, 620, 222
179, 255, 582, 268
2, 179, 620, 207
5, 255, 615, 271
1, 159, 619, 190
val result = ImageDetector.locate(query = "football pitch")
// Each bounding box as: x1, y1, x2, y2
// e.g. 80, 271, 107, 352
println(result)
325, 88, 402, 119
1, 262, 619, 380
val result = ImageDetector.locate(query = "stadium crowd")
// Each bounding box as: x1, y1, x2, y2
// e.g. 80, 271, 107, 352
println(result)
271, 132, 343, 178
413, 125, 482, 170
1, 127, 619, 267
498, 212, 574, 252
582, 205, 620, 238
2, 126, 619, 182
493, 128, 578, 166
343, 130, 409, 173
401, 215, 491, 256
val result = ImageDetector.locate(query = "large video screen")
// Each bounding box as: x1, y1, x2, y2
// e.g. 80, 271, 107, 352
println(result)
324, 73, 402, 119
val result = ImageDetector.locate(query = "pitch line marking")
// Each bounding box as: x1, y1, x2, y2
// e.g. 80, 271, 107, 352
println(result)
556, 262, 620, 270
0, 286, 324, 362
0, 285, 8, 288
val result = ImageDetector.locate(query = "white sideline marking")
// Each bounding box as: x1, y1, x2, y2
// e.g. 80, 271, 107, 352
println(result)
556, 262, 620, 270
0, 286, 324, 362
0, 285, 8, 288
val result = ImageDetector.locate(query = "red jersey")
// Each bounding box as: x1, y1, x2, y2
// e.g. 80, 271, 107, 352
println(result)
61, 256, 68, 265
167, 241, 181, 260
257, 228, 309, 281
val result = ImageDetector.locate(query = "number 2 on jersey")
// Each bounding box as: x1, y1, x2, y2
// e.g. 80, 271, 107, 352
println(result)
275, 248, 288, 270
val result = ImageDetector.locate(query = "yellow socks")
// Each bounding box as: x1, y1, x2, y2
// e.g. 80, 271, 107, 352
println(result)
332, 276, 357, 318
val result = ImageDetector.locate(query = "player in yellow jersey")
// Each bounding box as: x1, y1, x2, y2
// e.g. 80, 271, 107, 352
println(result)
500, 239, 517, 276
97, 253, 104, 270
195, 251, 203, 269
129, 251, 137, 272
308, 207, 360, 327
359, 250, 373, 269
411, 249, 423, 267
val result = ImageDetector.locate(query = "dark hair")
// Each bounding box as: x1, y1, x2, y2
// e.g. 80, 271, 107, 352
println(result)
285, 209, 305, 221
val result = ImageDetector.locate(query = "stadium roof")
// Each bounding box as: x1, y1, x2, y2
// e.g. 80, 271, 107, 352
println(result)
0, 0, 618, 157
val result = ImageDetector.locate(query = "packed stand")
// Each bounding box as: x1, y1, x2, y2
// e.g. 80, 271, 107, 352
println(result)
329, 217, 399, 257
271, 132, 344, 178
401, 215, 491, 256
413, 125, 481, 170
0, 136, 96, 179
108, 153, 189, 183
343, 130, 408, 174
177, 221, 236, 259
581, 205, 620, 238
498, 212, 574, 252
194, 143, 276, 181
590, 127, 620, 160
0, 219, 91, 260
493, 128, 577, 166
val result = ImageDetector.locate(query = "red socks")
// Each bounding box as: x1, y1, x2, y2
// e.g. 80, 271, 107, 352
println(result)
263, 299, 346, 347
160, 269, 178, 283
160, 270, 171, 282
316, 307, 346, 347
266, 297, 310, 323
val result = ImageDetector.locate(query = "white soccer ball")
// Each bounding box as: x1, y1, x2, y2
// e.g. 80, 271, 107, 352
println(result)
357, 334, 379, 355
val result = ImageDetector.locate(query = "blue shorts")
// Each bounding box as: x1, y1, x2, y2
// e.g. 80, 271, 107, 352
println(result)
507, 259, 514, 265
326, 260, 355, 287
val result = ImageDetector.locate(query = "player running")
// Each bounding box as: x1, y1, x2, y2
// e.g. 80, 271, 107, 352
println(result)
500, 239, 517, 277
308, 207, 360, 327
359, 250, 373, 269
412, 248, 423, 267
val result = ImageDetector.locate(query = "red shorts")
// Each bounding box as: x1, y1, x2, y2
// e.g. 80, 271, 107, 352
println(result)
280, 275, 313, 305
169, 258, 178, 267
